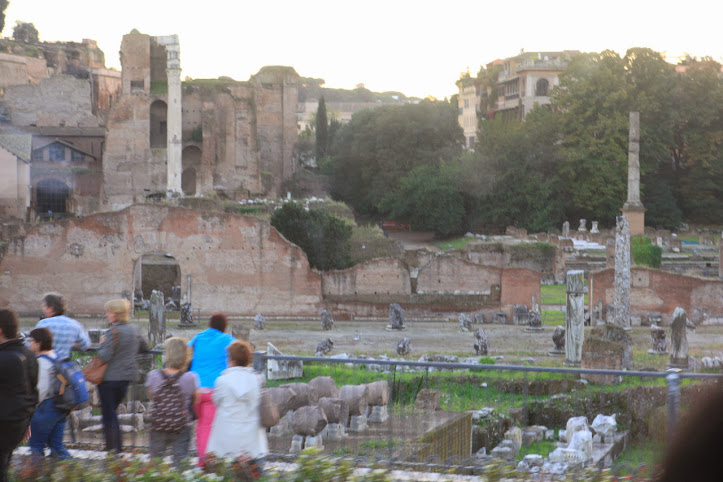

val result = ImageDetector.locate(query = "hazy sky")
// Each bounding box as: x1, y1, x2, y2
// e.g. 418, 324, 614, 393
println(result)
4, 1, 722, 99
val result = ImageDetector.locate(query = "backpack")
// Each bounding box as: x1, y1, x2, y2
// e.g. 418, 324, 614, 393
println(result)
150, 371, 189, 433
39, 355, 90, 413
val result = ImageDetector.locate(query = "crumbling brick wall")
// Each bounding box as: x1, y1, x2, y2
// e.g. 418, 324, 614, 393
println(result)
590, 268, 723, 323
0, 205, 322, 316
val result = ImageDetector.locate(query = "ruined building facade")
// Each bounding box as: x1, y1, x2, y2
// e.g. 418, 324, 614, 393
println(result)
0, 31, 300, 219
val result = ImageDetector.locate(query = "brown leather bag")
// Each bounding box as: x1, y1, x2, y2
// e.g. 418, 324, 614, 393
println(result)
83, 326, 118, 384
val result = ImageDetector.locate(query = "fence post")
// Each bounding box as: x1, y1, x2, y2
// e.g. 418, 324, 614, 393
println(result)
253, 350, 267, 374
666, 372, 680, 445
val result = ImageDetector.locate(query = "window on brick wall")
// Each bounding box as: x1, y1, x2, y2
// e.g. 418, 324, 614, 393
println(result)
49, 143, 65, 161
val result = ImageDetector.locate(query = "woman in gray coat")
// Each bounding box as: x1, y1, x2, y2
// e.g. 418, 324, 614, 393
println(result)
97, 299, 148, 452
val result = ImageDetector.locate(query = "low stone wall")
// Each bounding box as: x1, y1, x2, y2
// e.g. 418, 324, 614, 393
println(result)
589, 268, 723, 323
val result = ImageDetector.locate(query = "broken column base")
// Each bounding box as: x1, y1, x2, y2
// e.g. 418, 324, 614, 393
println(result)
305, 435, 324, 450
289, 434, 304, 454
669, 357, 689, 369
348, 414, 368, 432
321, 423, 347, 441
368, 405, 389, 423
270, 410, 294, 437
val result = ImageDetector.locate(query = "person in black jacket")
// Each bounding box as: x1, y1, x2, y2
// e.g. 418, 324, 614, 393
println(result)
0, 308, 39, 482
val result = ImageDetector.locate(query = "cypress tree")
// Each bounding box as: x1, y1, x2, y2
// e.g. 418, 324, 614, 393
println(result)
315, 96, 328, 160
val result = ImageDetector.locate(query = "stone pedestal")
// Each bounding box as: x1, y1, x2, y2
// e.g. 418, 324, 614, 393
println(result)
621, 205, 645, 237
348, 414, 368, 432
305, 435, 324, 450
368, 405, 389, 423
321, 422, 347, 441
289, 434, 304, 454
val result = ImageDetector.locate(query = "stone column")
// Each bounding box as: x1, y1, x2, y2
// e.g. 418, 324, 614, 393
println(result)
157, 35, 182, 195
565, 270, 585, 367
613, 216, 631, 330
669, 307, 689, 369
621, 112, 645, 235
718, 237, 723, 279
148, 290, 165, 348
562, 221, 569, 238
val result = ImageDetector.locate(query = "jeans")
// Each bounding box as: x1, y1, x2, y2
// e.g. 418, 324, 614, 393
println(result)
97, 380, 129, 452
149, 427, 191, 467
29, 399, 71, 459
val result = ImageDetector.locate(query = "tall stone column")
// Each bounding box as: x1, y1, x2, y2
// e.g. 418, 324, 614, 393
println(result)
157, 35, 182, 195
613, 216, 631, 330
621, 112, 645, 235
718, 237, 723, 278
565, 270, 585, 367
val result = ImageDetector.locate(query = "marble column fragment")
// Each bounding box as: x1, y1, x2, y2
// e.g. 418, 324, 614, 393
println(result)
148, 290, 165, 347
565, 270, 585, 366
669, 307, 690, 368
613, 216, 631, 329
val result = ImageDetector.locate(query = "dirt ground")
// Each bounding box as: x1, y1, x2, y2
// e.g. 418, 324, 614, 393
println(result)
23, 316, 722, 370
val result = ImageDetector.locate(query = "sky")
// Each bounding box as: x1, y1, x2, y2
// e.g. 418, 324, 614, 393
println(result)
3, 0, 723, 100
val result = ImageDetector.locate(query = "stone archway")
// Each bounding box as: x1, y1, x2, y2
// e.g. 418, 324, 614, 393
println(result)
36, 178, 69, 216
133, 251, 182, 309
150, 100, 168, 148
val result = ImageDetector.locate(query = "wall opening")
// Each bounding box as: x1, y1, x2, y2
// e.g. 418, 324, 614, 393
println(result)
36, 178, 69, 216
133, 252, 181, 308
182, 145, 202, 195
150, 100, 168, 148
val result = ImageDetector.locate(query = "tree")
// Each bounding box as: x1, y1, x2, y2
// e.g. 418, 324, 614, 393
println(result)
552, 51, 630, 224
13, 21, 39, 43
315, 97, 328, 160
379, 164, 466, 236
472, 108, 565, 232
270, 202, 352, 271
327, 101, 464, 215
0, 0, 9, 35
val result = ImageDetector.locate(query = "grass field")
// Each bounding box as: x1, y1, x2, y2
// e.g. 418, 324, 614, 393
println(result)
540, 283, 588, 305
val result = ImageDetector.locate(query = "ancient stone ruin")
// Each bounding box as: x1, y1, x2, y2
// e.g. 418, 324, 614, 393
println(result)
315, 338, 334, 356
387, 303, 406, 330
320, 309, 334, 331
649, 324, 667, 354
148, 290, 165, 348
613, 215, 631, 330
459, 313, 472, 332
254, 313, 266, 330
565, 270, 585, 367
549, 326, 565, 355
396, 337, 411, 356
474, 328, 489, 356
669, 307, 690, 368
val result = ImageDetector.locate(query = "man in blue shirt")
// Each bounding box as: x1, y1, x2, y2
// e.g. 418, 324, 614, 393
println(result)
187, 313, 234, 462
36, 293, 91, 360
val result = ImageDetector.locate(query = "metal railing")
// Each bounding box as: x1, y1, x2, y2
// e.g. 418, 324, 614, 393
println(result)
63, 350, 722, 475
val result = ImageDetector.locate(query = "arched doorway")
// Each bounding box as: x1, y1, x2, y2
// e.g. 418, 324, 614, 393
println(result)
182, 145, 202, 195
150, 100, 168, 148
36, 178, 69, 216
133, 252, 182, 309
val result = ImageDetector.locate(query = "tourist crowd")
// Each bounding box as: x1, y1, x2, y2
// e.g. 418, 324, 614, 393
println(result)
0, 293, 266, 482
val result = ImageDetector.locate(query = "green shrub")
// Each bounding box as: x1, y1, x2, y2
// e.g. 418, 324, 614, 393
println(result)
631, 236, 662, 268
479, 356, 496, 365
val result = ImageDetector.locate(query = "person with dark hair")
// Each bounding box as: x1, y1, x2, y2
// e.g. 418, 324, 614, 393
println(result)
27, 327, 72, 460
0, 309, 39, 482
206, 340, 267, 466
96, 299, 149, 452
187, 313, 234, 462
36, 293, 90, 360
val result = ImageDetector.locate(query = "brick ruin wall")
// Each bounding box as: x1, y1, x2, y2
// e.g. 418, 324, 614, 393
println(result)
0, 205, 322, 316
4, 76, 101, 127
590, 268, 723, 323
0, 52, 48, 88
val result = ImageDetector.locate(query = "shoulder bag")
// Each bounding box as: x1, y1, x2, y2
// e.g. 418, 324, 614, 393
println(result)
82, 325, 119, 385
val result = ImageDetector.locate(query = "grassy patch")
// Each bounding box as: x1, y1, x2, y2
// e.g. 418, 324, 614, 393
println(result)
541, 283, 588, 305
435, 236, 478, 250
541, 310, 565, 326
517, 439, 557, 461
